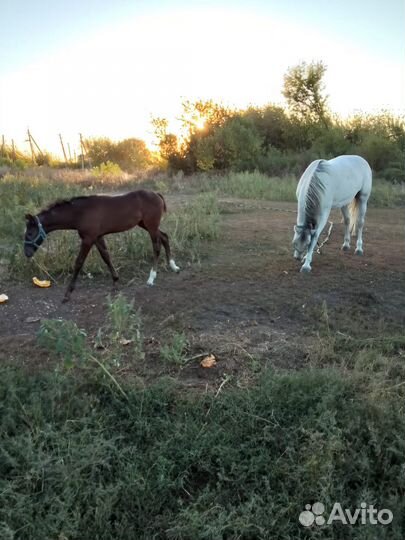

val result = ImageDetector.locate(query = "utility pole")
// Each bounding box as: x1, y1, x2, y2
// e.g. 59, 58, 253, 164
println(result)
27, 129, 36, 163
79, 133, 85, 170
67, 142, 72, 163
59, 133, 68, 164
29, 130, 43, 156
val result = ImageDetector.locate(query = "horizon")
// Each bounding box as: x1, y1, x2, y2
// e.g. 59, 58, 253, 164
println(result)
1, 0, 404, 158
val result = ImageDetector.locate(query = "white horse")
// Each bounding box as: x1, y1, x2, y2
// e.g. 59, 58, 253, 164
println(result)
292, 155, 372, 272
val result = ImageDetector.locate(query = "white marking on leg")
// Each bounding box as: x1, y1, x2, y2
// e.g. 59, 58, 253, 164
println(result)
169, 259, 180, 272
355, 196, 367, 255
147, 269, 157, 286
341, 205, 351, 251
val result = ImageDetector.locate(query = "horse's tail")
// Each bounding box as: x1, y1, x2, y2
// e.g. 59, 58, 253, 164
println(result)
349, 193, 360, 236
157, 192, 167, 213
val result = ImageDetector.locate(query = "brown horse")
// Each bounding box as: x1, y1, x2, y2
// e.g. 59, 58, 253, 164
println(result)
24, 189, 180, 302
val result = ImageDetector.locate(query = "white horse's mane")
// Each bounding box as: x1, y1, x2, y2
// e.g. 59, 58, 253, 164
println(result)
304, 160, 327, 228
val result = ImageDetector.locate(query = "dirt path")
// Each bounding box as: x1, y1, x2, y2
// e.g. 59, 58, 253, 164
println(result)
1, 197, 404, 382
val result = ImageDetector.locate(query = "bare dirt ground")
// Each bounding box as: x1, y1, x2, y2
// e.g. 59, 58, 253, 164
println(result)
1, 196, 404, 385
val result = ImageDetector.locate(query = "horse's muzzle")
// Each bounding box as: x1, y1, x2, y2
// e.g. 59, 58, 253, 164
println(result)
24, 247, 35, 258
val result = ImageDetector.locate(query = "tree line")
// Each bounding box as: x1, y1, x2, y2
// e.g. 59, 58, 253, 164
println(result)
152, 62, 405, 181
1, 62, 404, 181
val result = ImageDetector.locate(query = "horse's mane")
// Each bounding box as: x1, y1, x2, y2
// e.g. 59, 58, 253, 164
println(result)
304, 160, 327, 228
43, 196, 90, 213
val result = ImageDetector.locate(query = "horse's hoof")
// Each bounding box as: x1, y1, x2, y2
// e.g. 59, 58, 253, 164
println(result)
341, 245, 350, 252
300, 266, 311, 273
62, 296, 70, 304
355, 249, 363, 256
146, 280, 155, 287
169, 260, 180, 273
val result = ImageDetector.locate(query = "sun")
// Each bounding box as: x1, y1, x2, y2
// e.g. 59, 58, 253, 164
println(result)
194, 117, 206, 130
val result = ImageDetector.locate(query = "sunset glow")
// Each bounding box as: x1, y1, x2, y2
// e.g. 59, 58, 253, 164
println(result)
0, 2, 403, 157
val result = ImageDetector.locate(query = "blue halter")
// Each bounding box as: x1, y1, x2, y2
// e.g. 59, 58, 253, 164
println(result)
25, 216, 47, 249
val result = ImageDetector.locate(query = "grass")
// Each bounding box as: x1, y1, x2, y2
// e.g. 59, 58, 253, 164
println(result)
0, 297, 404, 539
216, 171, 298, 202
369, 180, 405, 207
195, 170, 405, 208
1, 357, 405, 539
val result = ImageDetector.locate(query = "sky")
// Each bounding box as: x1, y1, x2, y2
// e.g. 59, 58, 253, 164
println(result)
0, 0, 404, 157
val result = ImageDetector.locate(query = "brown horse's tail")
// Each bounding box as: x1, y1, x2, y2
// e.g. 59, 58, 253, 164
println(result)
157, 192, 167, 213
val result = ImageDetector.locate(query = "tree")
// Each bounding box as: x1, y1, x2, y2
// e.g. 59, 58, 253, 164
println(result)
195, 117, 263, 171
180, 100, 232, 135
114, 138, 151, 172
282, 61, 329, 126
85, 138, 115, 166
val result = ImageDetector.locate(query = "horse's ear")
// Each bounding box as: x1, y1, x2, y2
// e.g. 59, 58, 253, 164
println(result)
25, 213, 34, 222
293, 225, 297, 233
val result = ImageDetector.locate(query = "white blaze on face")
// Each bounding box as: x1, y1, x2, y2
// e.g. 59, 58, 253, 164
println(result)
147, 269, 157, 286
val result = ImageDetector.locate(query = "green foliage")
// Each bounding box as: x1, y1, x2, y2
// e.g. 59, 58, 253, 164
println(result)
153, 67, 404, 181
195, 117, 263, 172
160, 332, 188, 365
218, 171, 297, 202
92, 160, 124, 178
86, 137, 152, 172
163, 192, 220, 261
103, 294, 144, 361
85, 137, 115, 165
38, 319, 88, 368
282, 60, 329, 125
1, 362, 405, 539
38, 295, 144, 374
114, 138, 152, 172
357, 133, 403, 173
35, 152, 53, 167
311, 125, 351, 157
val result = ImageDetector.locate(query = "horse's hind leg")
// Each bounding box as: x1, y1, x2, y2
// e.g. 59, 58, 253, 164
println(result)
95, 236, 119, 283
159, 229, 180, 272
63, 238, 93, 302
355, 194, 368, 256
146, 230, 161, 286
341, 205, 351, 251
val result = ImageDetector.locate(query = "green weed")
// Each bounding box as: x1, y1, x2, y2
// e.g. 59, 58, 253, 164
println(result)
160, 332, 188, 365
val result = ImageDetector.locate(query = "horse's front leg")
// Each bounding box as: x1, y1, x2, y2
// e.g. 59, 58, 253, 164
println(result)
301, 213, 329, 273
63, 239, 93, 302
300, 232, 319, 273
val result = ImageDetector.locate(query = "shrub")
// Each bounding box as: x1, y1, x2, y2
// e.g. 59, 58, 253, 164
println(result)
92, 161, 124, 178
356, 133, 403, 172
195, 117, 263, 172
